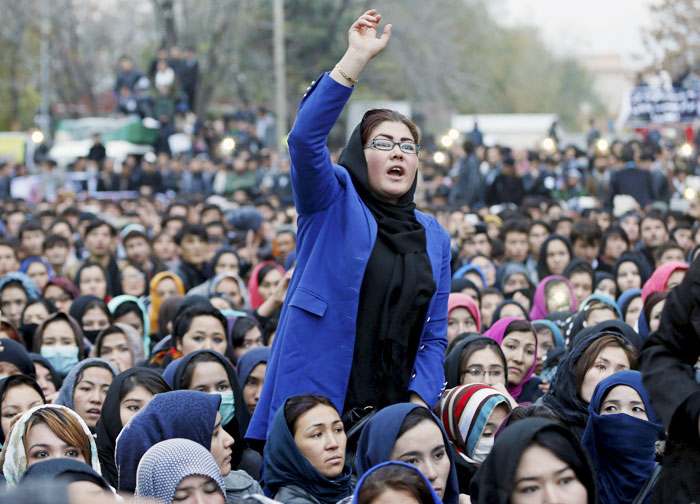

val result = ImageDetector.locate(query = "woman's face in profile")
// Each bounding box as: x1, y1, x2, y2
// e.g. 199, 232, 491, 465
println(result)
364, 121, 419, 204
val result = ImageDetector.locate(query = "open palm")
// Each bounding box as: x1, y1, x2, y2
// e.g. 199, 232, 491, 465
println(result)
348, 9, 391, 60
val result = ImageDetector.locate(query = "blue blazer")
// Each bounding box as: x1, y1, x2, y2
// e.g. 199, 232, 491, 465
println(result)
246, 73, 451, 441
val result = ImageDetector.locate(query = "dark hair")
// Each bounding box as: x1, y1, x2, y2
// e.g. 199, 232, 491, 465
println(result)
529, 220, 551, 234
501, 404, 560, 430
49, 218, 74, 234
360, 109, 420, 145
528, 428, 596, 500
74, 361, 115, 387
0, 374, 45, 404
202, 204, 223, 217
33, 312, 86, 359
357, 464, 436, 504
231, 316, 263, 348
76, 262, 109, 294
174, 223, 207, 245
643, 291, 668, 325
653, 241, 684, 263
21, 298, 57, 324
565, 260, 594, 283
504, 319, 535, 337
570, 219, 602, 246
85, 219, 116, 237
173, 305, 228, 344
640, 211, 667, 231
257, 264, 281, 285
284, 393, 337, 435
180, 352, 227, 390
112, 301, 143, 326
79, 298, 112, 326
0, 238, 19, 258
499, 219, 529, 241
94, 325, 129, 356
601, 225, 629, 251
574, 334, 638, 395
42, 233, 70, 251
458, 338, 507, 383
119, 370, 169, 400
396, 406, 439, 440
18, 220, 43, 241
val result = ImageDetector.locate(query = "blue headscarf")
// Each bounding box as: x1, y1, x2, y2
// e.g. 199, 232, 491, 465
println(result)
107, 295, 151, 357
579, 293, 622, 320
115, 390, 220, 493
355, 403, 460, 504
0, 272, 41, 301
531, 319, 565, 348
452, 264, 487, 289
20, 257, 55, 280
236, 346, 270, 385
136, 438, 226, 504
263, 396, 353, 504
582, 370, 662, 504
54, 358, 118, 410
353, 461, 442, 504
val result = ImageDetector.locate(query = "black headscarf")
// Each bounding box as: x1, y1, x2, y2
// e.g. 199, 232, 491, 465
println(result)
21, 458, 111, 490
536, 234, 573, 280
0, 338, 35, 377
162, 350, 250, 469
469, 418, 597, 504
491, 299, 530, 323
95, 367, 170, 488
28, 353, 63, 391
444, 335, 507, 389
0, 374, 45, 444
540, 327, 637, 440
613, 252, 651, 293
69, 295, 109, 344
339, 122, 436, 410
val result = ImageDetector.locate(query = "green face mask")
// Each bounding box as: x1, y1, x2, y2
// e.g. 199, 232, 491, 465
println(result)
214, 390, 235, 425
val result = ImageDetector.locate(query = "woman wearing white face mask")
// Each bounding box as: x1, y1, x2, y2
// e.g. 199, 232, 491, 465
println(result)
439, 384, 512, 494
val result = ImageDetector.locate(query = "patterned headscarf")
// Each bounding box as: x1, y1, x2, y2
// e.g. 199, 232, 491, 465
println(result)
0, 272, 41, 301
439, 384, 512, 463
136, 438, 226, 504
1, 404, 100, 486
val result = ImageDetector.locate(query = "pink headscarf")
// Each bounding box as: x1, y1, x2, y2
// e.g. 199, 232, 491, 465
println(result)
483, 317, 538, 400
447, 293, 482, 333
529, 275, 577, 320
641, 261, 688, 301
247, 261, 285, 309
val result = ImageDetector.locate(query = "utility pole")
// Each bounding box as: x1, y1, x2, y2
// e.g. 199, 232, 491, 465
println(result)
273, 0, 287, 154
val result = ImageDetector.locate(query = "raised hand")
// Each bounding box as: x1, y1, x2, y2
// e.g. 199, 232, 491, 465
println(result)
330, 9, 392, 87
347, 9, 392, 61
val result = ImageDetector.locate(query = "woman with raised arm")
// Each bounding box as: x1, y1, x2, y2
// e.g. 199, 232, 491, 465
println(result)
247, 10, 451, 444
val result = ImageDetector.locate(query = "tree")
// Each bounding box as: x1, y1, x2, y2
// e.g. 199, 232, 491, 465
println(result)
645, 0, 700, 79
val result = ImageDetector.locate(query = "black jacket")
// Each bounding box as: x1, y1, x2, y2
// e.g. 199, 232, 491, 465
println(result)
640, 255, 700, 503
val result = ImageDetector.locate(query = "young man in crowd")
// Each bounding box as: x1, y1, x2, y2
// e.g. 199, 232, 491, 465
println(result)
570, 219, 602, 269
170, 223, 209, 291
18, 220, 45, 261
42, 234, 72, 277
69, 219, 121, 293
120, 224, 165, 278
638, 211, 670, 269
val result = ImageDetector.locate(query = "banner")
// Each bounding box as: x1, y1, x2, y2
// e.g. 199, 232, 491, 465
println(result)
625, 86, 700, 125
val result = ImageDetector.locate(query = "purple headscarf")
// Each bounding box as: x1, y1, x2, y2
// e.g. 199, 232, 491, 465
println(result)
529, 275, 577, 320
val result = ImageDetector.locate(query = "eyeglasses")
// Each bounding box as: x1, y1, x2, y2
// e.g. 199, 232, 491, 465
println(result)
46, 294, 71, 304
364, 138, 420, 154
462, 368, 504, 379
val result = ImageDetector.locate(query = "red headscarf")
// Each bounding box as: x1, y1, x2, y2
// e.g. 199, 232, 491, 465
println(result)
447, 293, 482, 333
641, 261, 688, 301
247, 261, 285, 309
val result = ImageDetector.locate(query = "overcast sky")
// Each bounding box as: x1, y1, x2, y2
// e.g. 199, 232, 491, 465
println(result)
498, 0, 661, 68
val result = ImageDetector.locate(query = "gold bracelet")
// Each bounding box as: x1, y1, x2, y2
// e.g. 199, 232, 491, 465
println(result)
335, 65, 358, 85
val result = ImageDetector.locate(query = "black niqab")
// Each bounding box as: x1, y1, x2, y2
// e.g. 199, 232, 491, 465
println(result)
338, 122, 436, 411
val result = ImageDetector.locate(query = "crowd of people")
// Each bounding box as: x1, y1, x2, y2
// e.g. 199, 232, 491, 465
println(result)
0, 9, 699, 504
